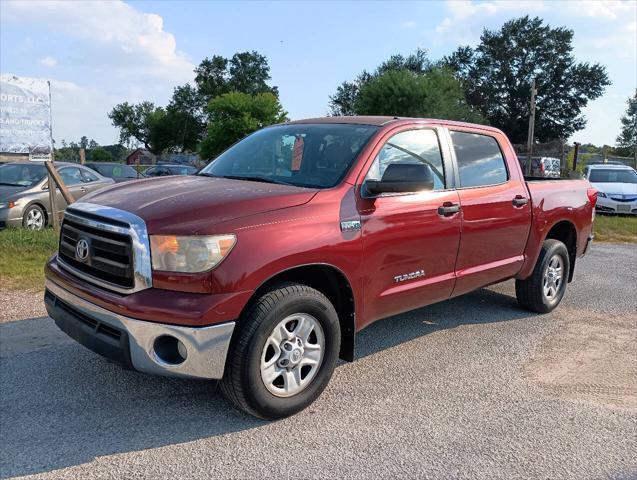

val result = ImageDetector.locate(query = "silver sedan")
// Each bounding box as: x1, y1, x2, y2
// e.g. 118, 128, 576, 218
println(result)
0, 162, 115, 230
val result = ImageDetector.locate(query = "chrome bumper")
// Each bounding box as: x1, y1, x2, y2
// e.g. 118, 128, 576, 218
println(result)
45, 280, 235, 380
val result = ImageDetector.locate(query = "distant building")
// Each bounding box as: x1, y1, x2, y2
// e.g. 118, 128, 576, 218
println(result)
126, 148, 155, 166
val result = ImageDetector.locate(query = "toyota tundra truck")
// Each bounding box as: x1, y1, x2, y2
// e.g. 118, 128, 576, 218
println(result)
44, 117, 596, 419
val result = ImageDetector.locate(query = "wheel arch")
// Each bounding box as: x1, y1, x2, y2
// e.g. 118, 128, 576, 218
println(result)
544, 220, 577, 282
244, 263, 356, 362
22, 200, 49, 228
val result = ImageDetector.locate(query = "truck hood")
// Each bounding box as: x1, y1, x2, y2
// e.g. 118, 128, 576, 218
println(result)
591, 182, 637, 195
81, 175, 318, 234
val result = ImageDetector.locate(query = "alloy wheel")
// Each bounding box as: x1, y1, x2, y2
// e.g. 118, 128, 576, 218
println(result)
260, 313, 325, 398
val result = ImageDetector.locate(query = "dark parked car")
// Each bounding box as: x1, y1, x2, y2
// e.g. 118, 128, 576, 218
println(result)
85, 162, 143, 183
144, 164, 197, 177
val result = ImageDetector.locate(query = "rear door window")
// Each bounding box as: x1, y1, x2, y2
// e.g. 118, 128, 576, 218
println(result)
450, 131, 508, 188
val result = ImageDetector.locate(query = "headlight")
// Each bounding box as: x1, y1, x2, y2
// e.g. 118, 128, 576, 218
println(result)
150, 234, 236, 273
597, 192, 607, 198
0, 201, 15, 209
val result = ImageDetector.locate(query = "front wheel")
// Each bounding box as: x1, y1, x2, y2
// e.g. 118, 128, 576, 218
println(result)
22, 204, 46, 230
220, 283, 341, 419
516, 239, 570, 313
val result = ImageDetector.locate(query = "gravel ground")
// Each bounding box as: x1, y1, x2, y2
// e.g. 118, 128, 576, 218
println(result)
0, 289, 46, 323
0, 243, 635, 479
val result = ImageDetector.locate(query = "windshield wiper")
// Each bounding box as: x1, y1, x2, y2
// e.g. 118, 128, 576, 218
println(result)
0, 182, 24, 187
198, 173, 293, 186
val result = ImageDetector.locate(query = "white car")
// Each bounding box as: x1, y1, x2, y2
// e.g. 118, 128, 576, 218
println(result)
584, 163, 637, 215
540, 157, 561, 178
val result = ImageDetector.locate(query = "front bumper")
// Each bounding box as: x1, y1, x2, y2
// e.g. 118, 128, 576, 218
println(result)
45, 279, 235, 379
0, 207, 23, 229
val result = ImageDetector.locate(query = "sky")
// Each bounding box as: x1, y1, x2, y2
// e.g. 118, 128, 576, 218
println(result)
1, 0, 635, 147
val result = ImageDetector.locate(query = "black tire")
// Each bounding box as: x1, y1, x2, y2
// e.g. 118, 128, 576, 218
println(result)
22, 204, 46, 230
220, 282, 341, 419
516, 239, 570, 313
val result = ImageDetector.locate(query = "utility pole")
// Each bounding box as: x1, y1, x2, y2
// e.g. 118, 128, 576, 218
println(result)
559, 137, 565, 177
572, 142, 580, 172
525, 78, 537, 176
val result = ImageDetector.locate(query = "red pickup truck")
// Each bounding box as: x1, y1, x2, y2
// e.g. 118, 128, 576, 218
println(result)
45, 117, 596, 419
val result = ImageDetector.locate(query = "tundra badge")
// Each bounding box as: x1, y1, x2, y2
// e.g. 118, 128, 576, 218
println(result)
394, 270, 426, 283
340, 220, 361, 231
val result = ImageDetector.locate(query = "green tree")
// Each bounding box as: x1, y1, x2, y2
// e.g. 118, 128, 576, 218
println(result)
194, 51, 277, 101
108, 51, 281, 155
616, 90, 637, 159
443, 16, 611, 143
89, 147, 112, 162
108, 101, 166, 153
163, 84, 207, 151
355, 68, 485, 123
102, 144, 128, 162
200, 92, 287, 159
329, 49, 432, 116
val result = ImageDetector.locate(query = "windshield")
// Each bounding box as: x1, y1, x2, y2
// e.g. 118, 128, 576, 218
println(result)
199, 123, 380, 188
91, 164, 138, 178
0, 163, 47, 187
589, 169, 637, 184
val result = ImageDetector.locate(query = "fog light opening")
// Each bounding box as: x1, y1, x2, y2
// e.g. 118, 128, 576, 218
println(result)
153, 335, 187, 365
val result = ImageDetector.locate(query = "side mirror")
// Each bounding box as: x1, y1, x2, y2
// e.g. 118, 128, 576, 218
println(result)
364, 163, 435, 196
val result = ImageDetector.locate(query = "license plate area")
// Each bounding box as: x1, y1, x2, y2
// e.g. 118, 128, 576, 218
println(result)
617, 204, 630, 213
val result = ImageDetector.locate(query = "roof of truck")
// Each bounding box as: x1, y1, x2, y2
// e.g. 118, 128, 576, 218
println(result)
286, 116, 399, 126
284, 116, 506, 135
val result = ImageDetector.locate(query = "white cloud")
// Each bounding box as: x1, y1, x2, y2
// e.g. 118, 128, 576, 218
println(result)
571, 0, 636, 19
49, 80, 122, 145
578, 16, 637, 59
1, 0, 196, 144
436, 0, 545, 34
402, 20, 417, 29
39, 56, 57, 67
2, 0, 194, 83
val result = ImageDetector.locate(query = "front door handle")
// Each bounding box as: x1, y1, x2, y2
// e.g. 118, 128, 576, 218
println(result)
438, 202, 460, 217
512, 195, 528, 207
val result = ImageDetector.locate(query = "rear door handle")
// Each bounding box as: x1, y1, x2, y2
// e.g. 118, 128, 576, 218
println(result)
438, 202, 460, 217
512, 195, 528, 207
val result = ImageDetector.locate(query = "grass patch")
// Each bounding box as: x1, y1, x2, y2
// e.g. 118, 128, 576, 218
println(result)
594, 215, 637, 243
0, 228, 58, 291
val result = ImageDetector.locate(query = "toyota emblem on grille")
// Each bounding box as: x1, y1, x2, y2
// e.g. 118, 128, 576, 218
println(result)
75, 238, 90, 262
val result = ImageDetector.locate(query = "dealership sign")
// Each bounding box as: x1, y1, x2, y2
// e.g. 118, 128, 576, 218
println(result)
0, 74, 53, 158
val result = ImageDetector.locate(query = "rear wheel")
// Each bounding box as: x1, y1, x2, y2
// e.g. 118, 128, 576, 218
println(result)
22, 204, 46, 230
220, 283, 340, 419
516, 239, 570, 313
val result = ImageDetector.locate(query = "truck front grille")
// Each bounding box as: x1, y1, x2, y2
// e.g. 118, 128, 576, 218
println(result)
58, 211, 134, 289
56, 203, 153, 294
